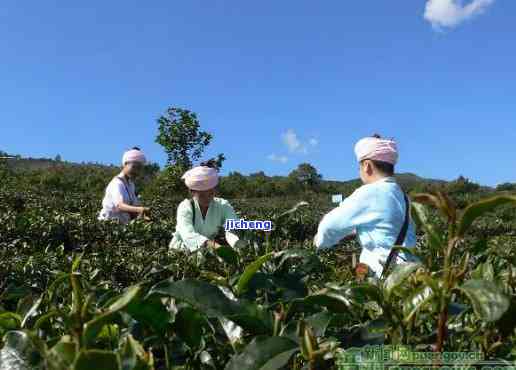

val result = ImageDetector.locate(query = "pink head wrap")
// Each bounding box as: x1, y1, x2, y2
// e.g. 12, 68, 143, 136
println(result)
182, 166, 219, 191
354, 137, 398, 165
122, 149, 146, 165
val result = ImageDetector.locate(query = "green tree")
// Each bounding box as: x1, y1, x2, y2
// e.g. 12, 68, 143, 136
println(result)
496, 182, 516, 192
219, 171, 248, 198
288, 163, 322, 191
247, 171, 281, 197
446, 175, 481, 195
132, 162, 161, 193
155, 107, 225, 172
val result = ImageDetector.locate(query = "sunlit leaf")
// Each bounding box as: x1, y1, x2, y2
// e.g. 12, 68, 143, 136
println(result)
220, 317, 243, 346
149, 279, 272, 334
471, 262, 495, 281
0, 331, 41, 370
403, 286, 435, 323
236, 252, 276, 295
383, 262, 421, 300
149, 279, 233, 318
276, 201, 309, 221
21, 296, 42, 328
411, 193, 451, 222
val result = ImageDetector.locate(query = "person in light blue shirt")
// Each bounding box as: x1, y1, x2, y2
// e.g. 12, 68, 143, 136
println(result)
314, 134, 418, 278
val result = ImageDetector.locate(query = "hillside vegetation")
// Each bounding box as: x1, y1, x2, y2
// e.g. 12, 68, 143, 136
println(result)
1, 150, 516, 369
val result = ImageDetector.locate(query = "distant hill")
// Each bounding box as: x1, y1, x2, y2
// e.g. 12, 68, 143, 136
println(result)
0, 152, 119, 172
319, 173, 448, 192
3, 150, 501, 193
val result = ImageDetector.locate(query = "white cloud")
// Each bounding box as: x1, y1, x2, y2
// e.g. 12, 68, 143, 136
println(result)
282, 129, 303, 153
281, 129, 318, 154
267, 153, 288, 163
424, 0, 495, 29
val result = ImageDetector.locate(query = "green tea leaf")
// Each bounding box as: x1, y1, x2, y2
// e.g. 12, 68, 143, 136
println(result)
411, 203, 443, 252
383, 262, 421, 300
471, 261, 495, 281
21, 296, 42, 328
458, 279, 510, 322
120, 335, 152, 370
214, 245, 239, 266
83, 285, 140, 346
173, 307, 209, 349
74, 350, 120, 370
149, 279, 272, 335
236, 252, 276, 295
403, 285, 435, 323
305, 311, 334, 337
149, 279, 233, 318
108, 286, 141, 312
225, 336, 298, 370
47, 336, 77, 370
0, 331, 41, 370
457, 194, 516, 237
0, 312, 21, 336
411, 192, 454, 222
125, 295, 170, 335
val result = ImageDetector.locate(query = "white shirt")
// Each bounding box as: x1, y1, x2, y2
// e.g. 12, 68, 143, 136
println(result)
98, 172, 140, 225
314, 177, 418, 277
169, 197, 240, 252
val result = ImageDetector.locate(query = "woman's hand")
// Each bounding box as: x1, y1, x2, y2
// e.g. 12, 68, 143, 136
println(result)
205, 240, 222, 250
139, 207, 151, 216
138, 207, 152, 221
118, 203, 150, 216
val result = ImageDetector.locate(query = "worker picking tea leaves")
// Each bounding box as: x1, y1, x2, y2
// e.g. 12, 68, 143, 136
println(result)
314, 134, 419, 279
98, 147, 151, 224
169, 161, 244, 253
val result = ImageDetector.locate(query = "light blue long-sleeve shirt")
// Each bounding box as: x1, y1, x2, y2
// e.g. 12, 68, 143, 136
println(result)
314, 177, 418, 277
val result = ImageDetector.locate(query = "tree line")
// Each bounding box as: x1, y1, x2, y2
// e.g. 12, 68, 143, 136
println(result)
2, 107, 514, 202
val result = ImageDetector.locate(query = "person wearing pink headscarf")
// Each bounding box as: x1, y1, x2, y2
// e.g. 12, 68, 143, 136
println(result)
314, 134, 419, 279
98, 147, 150, 224
169, 162, 243, 253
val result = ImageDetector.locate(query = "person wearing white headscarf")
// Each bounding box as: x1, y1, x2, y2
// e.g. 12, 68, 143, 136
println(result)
98, 147, 150, 224
169, 163, 243, 253
314, 134, 419, 278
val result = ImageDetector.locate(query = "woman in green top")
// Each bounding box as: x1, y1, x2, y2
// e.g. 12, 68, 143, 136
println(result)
169, 163, 241, 252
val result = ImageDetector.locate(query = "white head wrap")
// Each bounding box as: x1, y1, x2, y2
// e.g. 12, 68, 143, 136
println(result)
354, 137, 398, 165
122, 149, 146, 165
182, 166, 219, 191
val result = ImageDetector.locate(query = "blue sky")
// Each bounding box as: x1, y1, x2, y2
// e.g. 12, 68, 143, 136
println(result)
1, 1, 514, 186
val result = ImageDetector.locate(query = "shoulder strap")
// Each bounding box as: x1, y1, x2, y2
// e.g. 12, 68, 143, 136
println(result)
382, 192, 410, 278
190, 198, 196, 225
395, 193, 410, 246
116, 176, 135, 205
